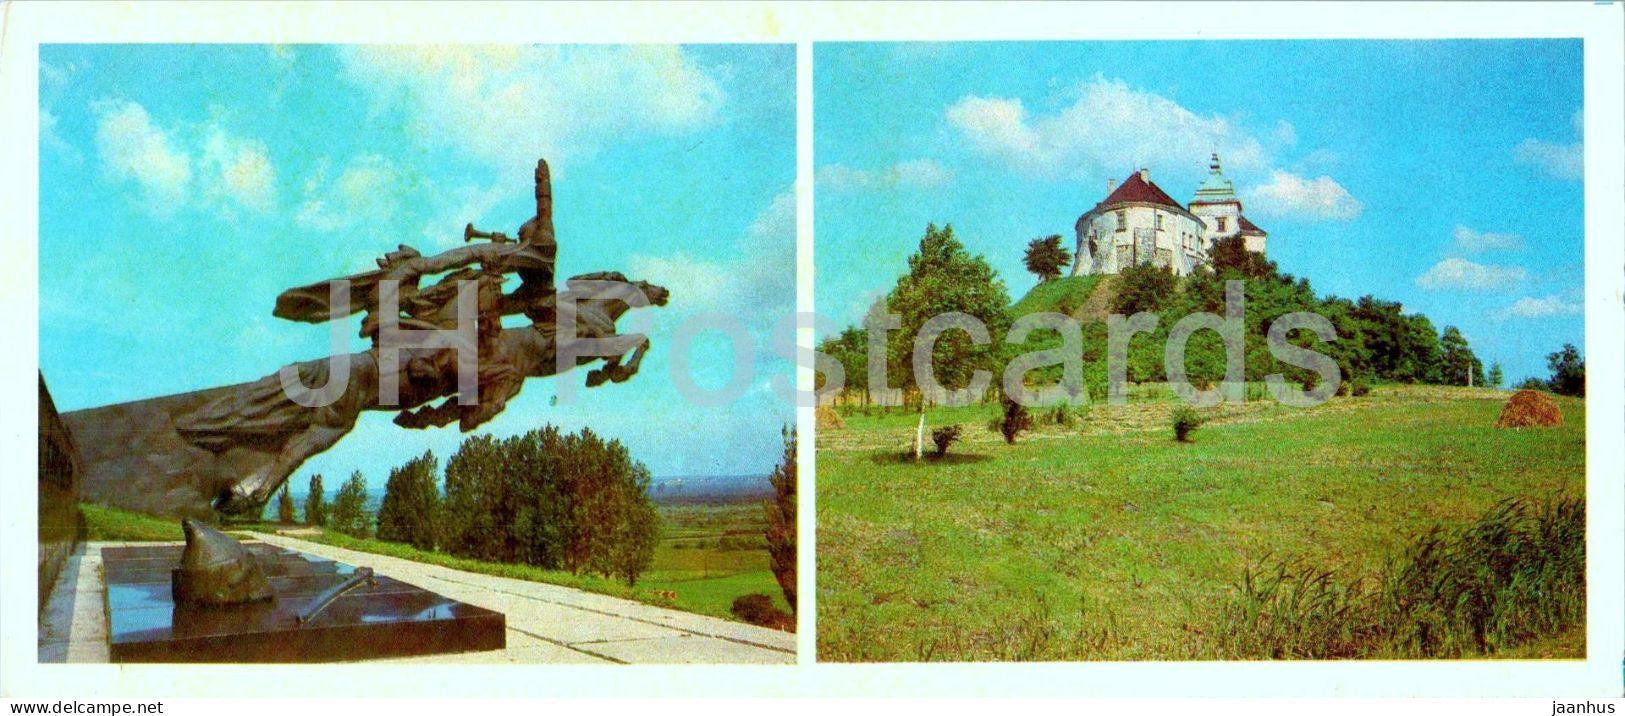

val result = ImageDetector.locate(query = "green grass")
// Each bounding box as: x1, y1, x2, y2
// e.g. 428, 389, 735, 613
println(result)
1010, 275, 1103, 318
816, 384, 1585, 661
82, 503, 184, 542
1207, 495, 1584, 659
272, 503, 791, 625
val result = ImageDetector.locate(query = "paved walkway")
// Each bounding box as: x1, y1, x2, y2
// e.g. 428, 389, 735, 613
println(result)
39, 538, 796, 665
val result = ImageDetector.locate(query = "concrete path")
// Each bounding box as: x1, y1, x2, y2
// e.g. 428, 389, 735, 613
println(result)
38, 544, 112, 663
39, 538, 796, 665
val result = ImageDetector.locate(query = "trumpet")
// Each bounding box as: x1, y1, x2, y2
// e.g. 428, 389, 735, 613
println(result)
464, 222, 512, 244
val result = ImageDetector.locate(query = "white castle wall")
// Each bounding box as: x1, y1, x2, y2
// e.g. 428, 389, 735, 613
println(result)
1073, 203, 1208, 277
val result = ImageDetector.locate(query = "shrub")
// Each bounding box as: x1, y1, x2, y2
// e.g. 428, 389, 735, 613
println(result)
1349, 378, 1371, 397
731, 593, 793, 630
1049, 405, 1074, 427
930, 425, 963, 457
1171, 406, 1204, 442
993, 396, 1034, 445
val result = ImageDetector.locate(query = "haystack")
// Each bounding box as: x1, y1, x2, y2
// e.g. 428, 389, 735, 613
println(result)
816, 405, 845, 430
1495, 389, 1563, 428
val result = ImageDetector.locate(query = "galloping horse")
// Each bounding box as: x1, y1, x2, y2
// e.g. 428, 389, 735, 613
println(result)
176, 271, 669, 514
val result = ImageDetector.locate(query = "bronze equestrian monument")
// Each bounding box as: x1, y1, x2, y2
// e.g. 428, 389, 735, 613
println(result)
62, 158, 669, 520
40, 158, 684, 663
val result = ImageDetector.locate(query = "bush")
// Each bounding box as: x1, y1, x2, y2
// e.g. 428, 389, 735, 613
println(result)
1349, 378, 1371, 397
1171, 405, 1204, 442
1049, 405, 1074, 427
930, 425, 963, 457
731, 593, 793, 630
993, 396, 1034, 445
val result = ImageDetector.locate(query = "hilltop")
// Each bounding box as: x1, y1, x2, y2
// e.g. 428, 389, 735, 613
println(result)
1009, 275, 1116, 322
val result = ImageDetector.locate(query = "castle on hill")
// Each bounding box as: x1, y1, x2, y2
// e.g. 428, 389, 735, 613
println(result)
1070, 154, 1266, 278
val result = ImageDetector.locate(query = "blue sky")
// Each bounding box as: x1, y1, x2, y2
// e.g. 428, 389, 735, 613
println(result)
40, 44, 795, 489
815, 41, 1584, 385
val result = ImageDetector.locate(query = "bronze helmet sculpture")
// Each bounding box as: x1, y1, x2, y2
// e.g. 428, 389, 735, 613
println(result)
171, 518, 274, 606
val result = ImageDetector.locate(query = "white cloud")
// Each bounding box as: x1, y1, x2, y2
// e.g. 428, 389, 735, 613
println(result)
92, 100, 193, 213
1512, 107, 1583, 181
40, 107, 78, 160
749, 186, 796, 242
39, 59, 81, 92
1415, 257, 1527, 291
335, 46, 725, 177
1499, 295, 1582, 319
200, 129, 276, 212
1269, 119, 1298, 148
295, 155, 400, 232
625, 252, 734, 311
819, 158, 953, 192
1247, 170, 1363, 221
1513, 138, 1582, 181
626, 187, 794, 318
944, 75, 1269, 179
91, 99, 279, 216
1452, 225, 1524, 252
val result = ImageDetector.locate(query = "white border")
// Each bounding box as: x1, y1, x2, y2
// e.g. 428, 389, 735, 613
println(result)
0, 0, 1620, 699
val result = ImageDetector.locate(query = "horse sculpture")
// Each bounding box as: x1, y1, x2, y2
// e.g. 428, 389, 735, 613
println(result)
61, 158, 672, 518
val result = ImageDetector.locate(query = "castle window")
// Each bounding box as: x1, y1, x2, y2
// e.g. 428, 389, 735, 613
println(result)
1217, 216, 1228, 233
1116, 210, 1126, 232
1155, 213, 1164, 231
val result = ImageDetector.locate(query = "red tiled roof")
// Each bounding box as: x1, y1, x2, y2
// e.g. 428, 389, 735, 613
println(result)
1096, 171, 1184, 211
1238, 215, 1266, 234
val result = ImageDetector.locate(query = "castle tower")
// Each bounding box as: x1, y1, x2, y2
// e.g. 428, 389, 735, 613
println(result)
1072, 167, 1209, 277
1187, 153, 1267, 254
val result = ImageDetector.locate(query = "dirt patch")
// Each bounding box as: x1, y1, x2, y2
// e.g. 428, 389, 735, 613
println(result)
1495, 389, 1563, 428
867, 451, 995, 466
1074, 275, 1120, 322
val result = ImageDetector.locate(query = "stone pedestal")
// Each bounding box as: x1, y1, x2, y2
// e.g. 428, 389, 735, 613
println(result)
103, 542, 505, 663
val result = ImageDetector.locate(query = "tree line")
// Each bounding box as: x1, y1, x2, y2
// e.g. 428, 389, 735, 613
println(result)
269, 424, 662, 586
819, 224, 1583, 404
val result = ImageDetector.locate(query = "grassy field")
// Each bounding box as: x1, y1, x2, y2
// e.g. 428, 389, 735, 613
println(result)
81, 499, 789, 626
81, 502, 184, 541
816, 384, 1585, 661
643, 503, 792, 619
